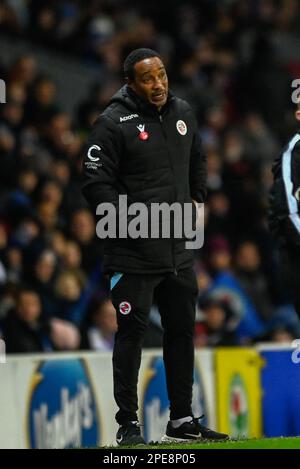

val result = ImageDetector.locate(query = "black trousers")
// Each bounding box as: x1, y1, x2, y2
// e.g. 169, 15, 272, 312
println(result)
110, 267, 198, 425
279, 244, 300, 318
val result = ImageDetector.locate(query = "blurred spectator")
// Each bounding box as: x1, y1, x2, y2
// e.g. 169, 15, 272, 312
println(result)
49, 159, 70, 187
42, 111, 80, 161
62, 240, 82, 270
36, 201, 60, 231
70, 209, 103, 274
7, 81, 27, 105
48, 229, 66, 258
203, 235, 265, 342
12, 216, 40, 249
76, 80, 121, 135
1, 287, 81, 352
5, 246, 22, 284
0, 283, 17, 321
234, 240, 273, 321
243, 113, 280, 165
0, 259, 7, 286
54, 269, 86, 325
195, 298, 238, 347
254, 324, 297, 344
81, 297, 117, 351
206, 150, 223, 191
24, 75, 59, 128
205, 190, 236, 244
1, 289, 53, 353
38, 178, 64, 213
8, 55, 37, 89
50, 317, 80, 350
6, 167, 38, 223
270, 326, 295, 343
206, 235, 232, 276
29, 249, 57, 317
0, 223, 8, 263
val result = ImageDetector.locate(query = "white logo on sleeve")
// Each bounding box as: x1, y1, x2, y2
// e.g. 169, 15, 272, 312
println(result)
176, 120, 187, 135
87, 145, 101, 162
137, 124, 145, 133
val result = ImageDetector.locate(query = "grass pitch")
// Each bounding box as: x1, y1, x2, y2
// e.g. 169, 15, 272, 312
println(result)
104, 437, 300, 449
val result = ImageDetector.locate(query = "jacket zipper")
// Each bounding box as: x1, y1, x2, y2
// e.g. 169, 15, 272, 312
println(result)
159, 114, 177, 275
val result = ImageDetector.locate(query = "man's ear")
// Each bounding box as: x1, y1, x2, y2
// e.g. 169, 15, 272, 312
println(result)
127, 79, 136, 93
125, 77, 133, 87
296, 110, 300, 122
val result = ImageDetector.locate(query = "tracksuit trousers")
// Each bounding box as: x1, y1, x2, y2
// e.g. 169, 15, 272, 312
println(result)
110, 267, 198, 425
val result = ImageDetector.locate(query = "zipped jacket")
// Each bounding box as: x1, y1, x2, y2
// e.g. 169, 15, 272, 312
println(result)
82, 85, 206, 273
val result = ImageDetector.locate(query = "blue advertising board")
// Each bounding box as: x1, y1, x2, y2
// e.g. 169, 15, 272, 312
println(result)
27, 359, 100, 448
261, 349, 300, 437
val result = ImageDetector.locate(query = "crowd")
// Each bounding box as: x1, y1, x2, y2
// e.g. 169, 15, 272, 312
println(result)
0, 0, 300, 353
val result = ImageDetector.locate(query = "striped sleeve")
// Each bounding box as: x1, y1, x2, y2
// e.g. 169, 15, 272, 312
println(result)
282, 134, 300, 233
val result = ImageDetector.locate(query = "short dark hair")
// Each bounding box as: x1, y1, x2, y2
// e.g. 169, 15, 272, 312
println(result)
16, 288, 40, 305
123, 48, 162, 81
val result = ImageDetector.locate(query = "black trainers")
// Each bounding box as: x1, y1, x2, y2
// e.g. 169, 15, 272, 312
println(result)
116, 421, 145, 446
161, 416, 229, 443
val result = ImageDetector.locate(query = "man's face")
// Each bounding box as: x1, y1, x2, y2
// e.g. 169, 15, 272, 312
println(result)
129, 57, 168, 109
17, 292, 41, 323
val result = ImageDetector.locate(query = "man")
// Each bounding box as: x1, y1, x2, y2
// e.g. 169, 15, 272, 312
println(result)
269, 102, 300, 317
82, 48, 228, 445
2, 289, 51, 353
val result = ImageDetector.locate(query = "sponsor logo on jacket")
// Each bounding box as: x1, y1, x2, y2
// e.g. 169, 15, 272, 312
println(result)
87, 145, 101, 162
120, 114, 139, 122
85, 145, 102, 170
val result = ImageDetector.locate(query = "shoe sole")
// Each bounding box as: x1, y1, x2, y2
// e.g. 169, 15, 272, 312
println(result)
161, 434, 202, 444
161, 434, 230, 444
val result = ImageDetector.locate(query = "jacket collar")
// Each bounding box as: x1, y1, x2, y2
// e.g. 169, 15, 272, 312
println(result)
109, 85, 174, 117
126, 86, 174, 116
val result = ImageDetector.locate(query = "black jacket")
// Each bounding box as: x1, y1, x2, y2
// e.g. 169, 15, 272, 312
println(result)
269, 132, 300, 246
82, 86, 206, 273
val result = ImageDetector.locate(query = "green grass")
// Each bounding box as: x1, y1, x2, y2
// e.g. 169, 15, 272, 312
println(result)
101, 437, 300, 450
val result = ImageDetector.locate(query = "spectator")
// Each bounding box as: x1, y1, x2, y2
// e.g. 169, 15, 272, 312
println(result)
24, 75, 58, 128
61, 240, 82, 270
50, 317, 81, 350
195, 299, 238, 347
234, 240, 273, 321
2, 289, 53, 353
203, 235, 265, 342
29, 249, 57, 317
54, 269, 86, 325
81, 297, 117, 351
70, 209, 103, 274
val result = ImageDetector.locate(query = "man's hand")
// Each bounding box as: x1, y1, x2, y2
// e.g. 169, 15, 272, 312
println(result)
192, 199, 204, 229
